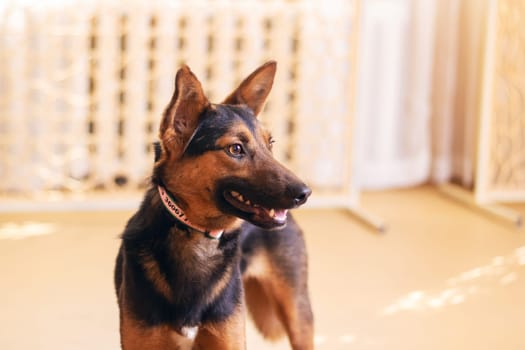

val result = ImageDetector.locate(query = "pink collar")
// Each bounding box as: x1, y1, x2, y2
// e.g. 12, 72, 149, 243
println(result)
157, 185, 224, 239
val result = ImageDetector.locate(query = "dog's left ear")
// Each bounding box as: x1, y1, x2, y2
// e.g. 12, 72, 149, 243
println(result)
223, 61, 276, 116
159, 65, 209, 157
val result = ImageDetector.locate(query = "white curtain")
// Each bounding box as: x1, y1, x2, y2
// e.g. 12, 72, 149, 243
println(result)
354, 0, 486, 190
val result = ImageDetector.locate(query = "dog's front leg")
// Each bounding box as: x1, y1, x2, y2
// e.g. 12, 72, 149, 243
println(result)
120, 312, 179, 350
193, 306, 246, 350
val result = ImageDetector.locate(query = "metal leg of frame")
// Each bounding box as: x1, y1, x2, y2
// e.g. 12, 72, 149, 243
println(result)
438, 183, 522, 229
347, 205, 387, 233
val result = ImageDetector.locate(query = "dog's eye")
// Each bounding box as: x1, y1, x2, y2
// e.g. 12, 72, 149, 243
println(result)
226, 144, 244, 157
268, 138, 276, 149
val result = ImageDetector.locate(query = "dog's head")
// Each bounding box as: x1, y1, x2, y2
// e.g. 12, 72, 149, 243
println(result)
155, 61, 311, 231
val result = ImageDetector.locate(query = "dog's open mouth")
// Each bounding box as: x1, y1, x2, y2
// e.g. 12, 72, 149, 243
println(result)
223, 190, 288, 228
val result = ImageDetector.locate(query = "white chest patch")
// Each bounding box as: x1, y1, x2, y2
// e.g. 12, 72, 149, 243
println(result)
171, 326, 199, 350
181, 326, 199, 340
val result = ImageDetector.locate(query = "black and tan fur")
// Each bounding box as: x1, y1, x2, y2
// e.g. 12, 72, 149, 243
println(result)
115, 61, 313, 349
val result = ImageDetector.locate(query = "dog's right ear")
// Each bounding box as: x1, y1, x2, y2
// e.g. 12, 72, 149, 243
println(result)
159, 65, 209, 158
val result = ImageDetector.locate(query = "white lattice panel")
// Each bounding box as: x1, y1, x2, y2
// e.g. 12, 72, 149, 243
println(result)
0, 0, 357, 210
477, 0, 525, 203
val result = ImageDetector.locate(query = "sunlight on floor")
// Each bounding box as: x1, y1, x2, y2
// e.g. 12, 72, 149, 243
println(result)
383, 246, 525, 315
0, 221, 56, 240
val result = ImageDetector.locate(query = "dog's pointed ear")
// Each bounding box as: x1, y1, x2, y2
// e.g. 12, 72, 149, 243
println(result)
159, 65, 209, 157
222, 61, 276, 116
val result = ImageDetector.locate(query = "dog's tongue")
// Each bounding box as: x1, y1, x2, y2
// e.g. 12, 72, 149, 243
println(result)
255, 207, 288, 224
274, 209, 288, 222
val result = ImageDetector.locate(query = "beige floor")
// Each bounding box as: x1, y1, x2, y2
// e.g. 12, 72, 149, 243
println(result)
1, 186, 524, 350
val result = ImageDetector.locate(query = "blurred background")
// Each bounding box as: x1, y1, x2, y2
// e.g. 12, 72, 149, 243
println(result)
1, 0, 525, 349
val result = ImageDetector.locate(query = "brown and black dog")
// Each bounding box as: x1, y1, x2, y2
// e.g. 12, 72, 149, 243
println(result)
114, 61, 313, 350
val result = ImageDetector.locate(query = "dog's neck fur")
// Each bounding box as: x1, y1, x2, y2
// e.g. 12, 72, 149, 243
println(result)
157, 185, 224, 239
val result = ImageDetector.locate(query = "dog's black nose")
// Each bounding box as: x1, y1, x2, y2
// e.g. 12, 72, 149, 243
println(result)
293, 185, 311, 206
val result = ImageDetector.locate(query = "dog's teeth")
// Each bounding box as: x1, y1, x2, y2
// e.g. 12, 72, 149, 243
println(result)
269, 209, 275, 217
238, 194, 245, 202
245, 200, 251, 206
231, 191, 240, 198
